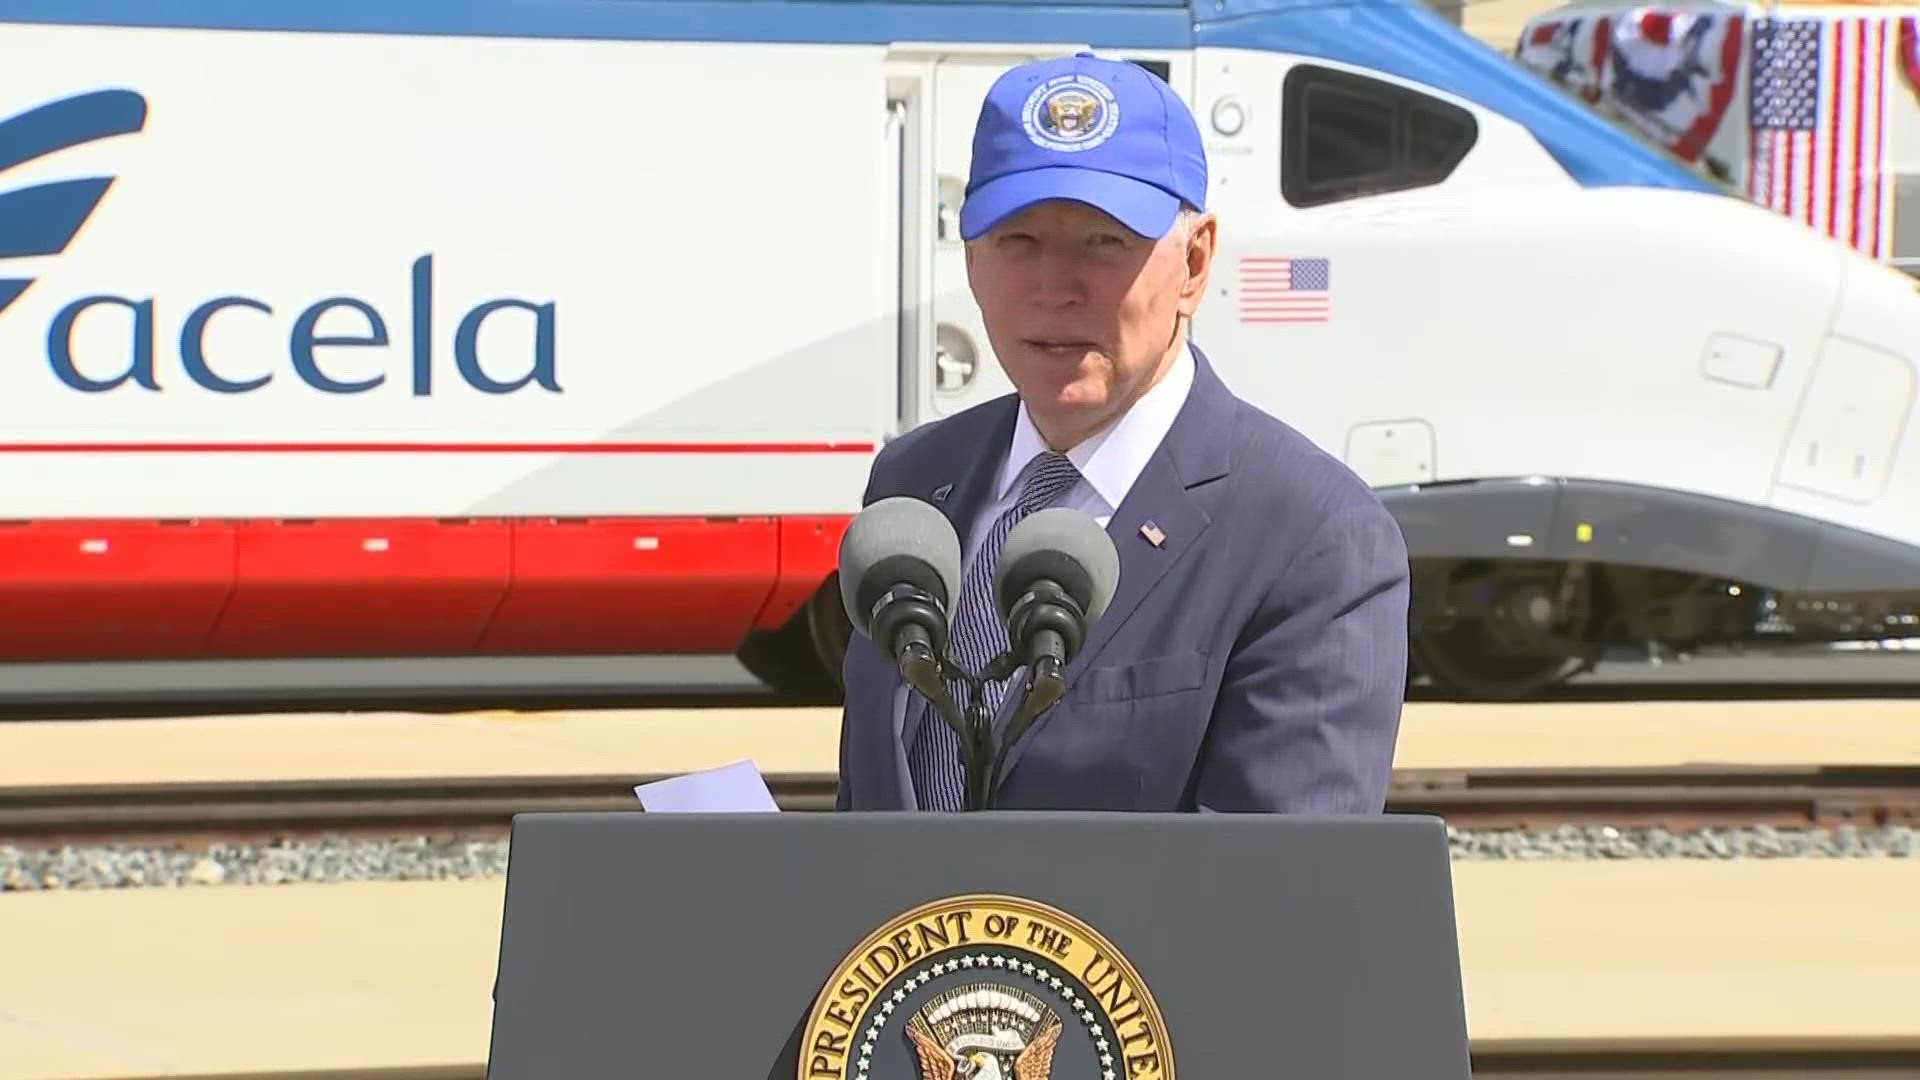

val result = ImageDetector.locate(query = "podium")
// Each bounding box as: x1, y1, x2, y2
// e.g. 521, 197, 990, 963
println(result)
485, 810, 1472, 1078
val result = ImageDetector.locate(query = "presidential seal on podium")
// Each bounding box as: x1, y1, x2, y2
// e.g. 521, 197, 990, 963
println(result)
799, 894, 1174, 1080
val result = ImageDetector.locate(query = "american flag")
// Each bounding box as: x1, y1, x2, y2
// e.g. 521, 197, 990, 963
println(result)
1747, 16, 1895, 259
1236, 256, 1330, 324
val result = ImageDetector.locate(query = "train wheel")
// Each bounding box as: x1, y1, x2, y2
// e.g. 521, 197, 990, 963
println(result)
803, 573, 852, 691
1410, 619, 1590, 699
1410, 562, 1599, 700
735, 575, 851, 700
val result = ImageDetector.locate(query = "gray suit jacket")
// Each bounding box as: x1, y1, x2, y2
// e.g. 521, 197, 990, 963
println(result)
835, 345, 1411, 813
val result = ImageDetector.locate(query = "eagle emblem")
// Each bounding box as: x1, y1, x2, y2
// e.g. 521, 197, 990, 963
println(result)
1041, 90, 1102, 137
1022, 75, 1120, 151
904, 983, 1063, 1080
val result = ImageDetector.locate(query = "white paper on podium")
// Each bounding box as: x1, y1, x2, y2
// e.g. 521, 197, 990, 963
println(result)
633, 759, 781, 813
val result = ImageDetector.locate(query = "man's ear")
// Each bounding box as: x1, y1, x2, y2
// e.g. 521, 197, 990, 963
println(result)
1176, 212, 1218, 319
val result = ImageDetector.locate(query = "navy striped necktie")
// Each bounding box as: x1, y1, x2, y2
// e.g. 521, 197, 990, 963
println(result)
910, 451, 1083, 810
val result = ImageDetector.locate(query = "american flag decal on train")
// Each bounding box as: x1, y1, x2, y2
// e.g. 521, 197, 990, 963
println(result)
1236, 256, 1331, 324
1747, 15, 1895, 259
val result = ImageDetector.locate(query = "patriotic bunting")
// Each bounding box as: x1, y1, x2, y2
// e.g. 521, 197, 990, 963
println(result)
1515, 6, 1743, 163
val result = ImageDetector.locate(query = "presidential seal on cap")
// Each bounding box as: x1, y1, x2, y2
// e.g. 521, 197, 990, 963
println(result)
798, 893, 1175, 1080
960, 51, 1209, 242
1024, 73, 1121, 152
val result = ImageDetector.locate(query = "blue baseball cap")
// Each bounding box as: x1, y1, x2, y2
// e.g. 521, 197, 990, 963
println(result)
959, 51, 1208, 241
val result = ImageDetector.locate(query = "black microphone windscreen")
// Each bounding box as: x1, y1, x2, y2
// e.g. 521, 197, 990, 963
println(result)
837, 496, 962, 636
993, 507, 1120, 627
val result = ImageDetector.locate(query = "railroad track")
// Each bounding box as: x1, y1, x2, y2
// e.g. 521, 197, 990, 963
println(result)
85, 1041, 1920, 1079
0, 647, 1915, 722
1469, 1039, 1920, 1077
2, 679, 1916, 721
3, 764, 1916, 844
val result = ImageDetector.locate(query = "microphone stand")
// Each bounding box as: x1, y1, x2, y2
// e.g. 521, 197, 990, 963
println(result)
899, 642, 1071, 812
983, 653, 1067, 809
896, 645, 1030, 811
978, 581, 1082, 809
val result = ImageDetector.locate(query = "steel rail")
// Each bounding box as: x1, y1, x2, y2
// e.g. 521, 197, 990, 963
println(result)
0, 673, 1914, 723
69, 1040, 1920, 1080
1388, 763, 1920, 827
1469, 1037, 1920, 1078
2, 765, 1917, 843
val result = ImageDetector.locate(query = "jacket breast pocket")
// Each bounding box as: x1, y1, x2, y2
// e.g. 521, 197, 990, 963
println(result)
1067, 650, 1210, 704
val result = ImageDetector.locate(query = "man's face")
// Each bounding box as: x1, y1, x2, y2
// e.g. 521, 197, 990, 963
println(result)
965, 199, 1215, 449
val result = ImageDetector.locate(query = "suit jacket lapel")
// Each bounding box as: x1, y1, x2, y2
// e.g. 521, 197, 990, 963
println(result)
1071, 451, 1210, 672
990, 344, 1236, 791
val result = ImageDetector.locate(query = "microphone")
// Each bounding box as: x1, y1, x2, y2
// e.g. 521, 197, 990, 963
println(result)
994, 507, 1120, 675
837, 496, 963, 683
836, 496, 998, 810
983, 507, 1121, 805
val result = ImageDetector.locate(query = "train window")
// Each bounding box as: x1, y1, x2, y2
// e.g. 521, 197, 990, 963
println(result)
1895, 173, 1920, 278
1281, 64, 1477, 208
1129, 59, 1172, 84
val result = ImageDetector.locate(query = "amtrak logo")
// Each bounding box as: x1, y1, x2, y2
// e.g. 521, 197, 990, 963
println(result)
0, 88, 147, 321
1022, 75, 1119, 153
0, 87, 559, 399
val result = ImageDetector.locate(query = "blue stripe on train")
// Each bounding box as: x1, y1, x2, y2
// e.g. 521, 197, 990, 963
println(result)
0, 0, 1720, 194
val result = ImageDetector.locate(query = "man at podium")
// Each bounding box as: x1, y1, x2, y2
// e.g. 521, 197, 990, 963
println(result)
491, 61, 1456, 1073
834, 51, 1411, 815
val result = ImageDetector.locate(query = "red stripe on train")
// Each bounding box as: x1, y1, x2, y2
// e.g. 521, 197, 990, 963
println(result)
0, 516, 851, 660
0, 441, 875, 453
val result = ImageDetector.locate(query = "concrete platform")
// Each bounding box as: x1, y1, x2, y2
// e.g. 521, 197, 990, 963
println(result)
2, 699, 1917, 791
2, 858, 1917, 1078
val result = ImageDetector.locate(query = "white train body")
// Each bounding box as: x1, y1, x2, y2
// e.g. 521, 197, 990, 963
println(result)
1, 0, 1916, 696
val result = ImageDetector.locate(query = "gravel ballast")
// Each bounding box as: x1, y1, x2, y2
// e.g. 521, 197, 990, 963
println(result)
2, 825, 1915, 891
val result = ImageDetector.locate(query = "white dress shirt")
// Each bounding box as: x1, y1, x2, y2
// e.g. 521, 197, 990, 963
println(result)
964, 343, 1196, 570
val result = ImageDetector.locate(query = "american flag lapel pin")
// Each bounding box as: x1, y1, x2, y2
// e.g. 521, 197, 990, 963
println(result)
1140, 520, 1166, 547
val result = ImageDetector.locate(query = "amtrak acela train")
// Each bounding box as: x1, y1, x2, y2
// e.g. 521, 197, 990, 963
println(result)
0, 0, 1916, 700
